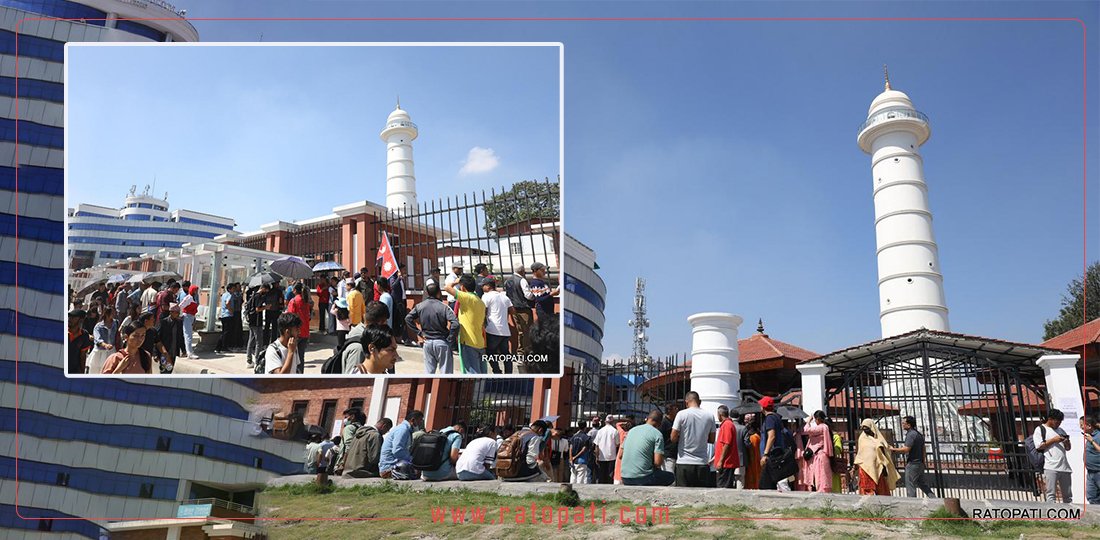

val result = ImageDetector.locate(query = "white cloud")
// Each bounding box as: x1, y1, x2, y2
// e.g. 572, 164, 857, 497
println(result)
458, 146, 500, 175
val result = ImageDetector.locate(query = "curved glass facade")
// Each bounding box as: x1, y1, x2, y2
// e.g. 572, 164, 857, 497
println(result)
0, 6, 295, 538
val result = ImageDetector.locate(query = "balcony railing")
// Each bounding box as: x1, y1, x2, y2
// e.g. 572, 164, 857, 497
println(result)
384, 120, 418, 131
858, 107, 929, 135
179, 498, 257, 516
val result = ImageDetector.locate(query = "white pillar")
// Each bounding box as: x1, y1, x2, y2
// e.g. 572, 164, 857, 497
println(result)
1036, 354, 1085, 504
366, 378, 390, 426
796, 362, 828, 417
688, 312, 743, 418
205, 250, 222, 332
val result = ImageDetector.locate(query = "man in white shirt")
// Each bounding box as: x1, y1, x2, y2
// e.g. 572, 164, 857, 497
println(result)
456, 427, 501, 481
481, 278, 515, 374
443, 261, 463, 306
671, 391, 716, 487
593, 416, 620, 484
337, 271, 352, 301
140, 281, 159, 313
1034, 408, 1073, 503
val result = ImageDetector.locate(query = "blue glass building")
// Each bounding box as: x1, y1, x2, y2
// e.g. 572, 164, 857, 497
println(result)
0, 3, 303, 539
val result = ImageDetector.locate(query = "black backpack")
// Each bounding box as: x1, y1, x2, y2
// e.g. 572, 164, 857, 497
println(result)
1025, 425, 1048, 471
321, 337, 355, 374
411, 430, 453, 471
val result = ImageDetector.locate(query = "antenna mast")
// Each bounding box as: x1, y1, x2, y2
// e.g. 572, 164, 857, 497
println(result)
627, 277, 651, 363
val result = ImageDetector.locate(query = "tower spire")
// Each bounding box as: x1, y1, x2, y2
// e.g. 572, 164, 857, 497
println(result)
883, 64, 891, 91
396, 94, 401, 110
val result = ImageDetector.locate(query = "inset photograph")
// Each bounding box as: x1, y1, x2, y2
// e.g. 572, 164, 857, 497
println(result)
64, 43, 562, 377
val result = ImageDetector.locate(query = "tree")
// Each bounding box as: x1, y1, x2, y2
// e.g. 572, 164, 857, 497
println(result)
1043, 261, 1100, 340
482, 179, 560, 235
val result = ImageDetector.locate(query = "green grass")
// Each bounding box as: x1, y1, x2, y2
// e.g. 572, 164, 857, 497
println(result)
257, 485, 1100, 540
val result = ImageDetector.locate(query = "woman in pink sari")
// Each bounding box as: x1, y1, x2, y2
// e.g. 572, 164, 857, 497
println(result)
798, 410, 835, 492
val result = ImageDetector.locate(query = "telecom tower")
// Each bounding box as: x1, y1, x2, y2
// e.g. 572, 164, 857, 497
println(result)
627, 277, 651, 363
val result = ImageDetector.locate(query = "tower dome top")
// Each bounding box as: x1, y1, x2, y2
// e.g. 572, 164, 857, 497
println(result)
387, 105, 411, 122
868, 89, 915, 115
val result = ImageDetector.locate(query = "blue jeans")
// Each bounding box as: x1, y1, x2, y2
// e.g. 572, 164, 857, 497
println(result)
458, 469, 496, 481
622, 469, 675, 486
423, 339, 452, 374
181, 313, 195, 356
459, 344, 485, 374
1088, 471, 1100, 504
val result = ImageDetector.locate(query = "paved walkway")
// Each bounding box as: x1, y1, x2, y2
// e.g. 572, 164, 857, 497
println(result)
268, 475, 1098, 523
172, 332, 429, 375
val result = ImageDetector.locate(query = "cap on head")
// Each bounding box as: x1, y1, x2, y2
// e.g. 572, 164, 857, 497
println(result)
758, 396, 775, 410
530, 262, 547, 272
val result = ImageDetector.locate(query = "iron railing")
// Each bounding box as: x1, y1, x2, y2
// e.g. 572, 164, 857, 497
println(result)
179, 498, 257, 516
858, 107, 929, 134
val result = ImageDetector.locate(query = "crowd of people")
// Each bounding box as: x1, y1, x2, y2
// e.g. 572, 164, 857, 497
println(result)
297, 393, 932, 494
67, 259, 561, 376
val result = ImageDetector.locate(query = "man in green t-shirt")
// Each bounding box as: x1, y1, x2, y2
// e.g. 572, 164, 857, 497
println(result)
444, 274, 487, 374
621, 410, 675, 486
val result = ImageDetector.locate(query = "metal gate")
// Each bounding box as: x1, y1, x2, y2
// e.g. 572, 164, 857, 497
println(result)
569, 353, 691, 426
825, 335, 1050, 501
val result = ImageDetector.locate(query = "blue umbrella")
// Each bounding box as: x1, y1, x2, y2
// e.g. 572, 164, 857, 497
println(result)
106, 273, 132, 284
270, 256, 313, 279
312, 261, 345, 273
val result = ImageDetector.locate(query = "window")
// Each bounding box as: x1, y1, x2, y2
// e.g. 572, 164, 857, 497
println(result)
192, 443, 204, 456
139, 483, 154, 499
253, 457, 263, 469
37, 519, 52, 532
291, 401, 309, 418
156, 436, 171, 451
510, 241, 522, 255
349, 399, 364, 412
319, 400, 338, 436
54, 472, 68, 487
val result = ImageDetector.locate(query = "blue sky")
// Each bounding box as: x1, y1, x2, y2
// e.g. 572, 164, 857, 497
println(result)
66, 45, 560, 230
70, 1, 1099, 358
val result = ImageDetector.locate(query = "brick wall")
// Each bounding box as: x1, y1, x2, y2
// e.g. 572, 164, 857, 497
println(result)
111, 526, 208, 540
254, 379, 422, 427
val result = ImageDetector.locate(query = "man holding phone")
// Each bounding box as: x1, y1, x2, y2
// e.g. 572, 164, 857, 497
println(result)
1033, 409, 1073, 503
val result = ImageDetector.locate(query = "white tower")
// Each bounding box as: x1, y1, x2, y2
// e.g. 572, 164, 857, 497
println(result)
857, 67, 949, 338
688, 312, 743, 418
380, 100, 419, 216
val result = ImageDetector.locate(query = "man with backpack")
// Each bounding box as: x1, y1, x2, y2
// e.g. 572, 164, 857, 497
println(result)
333, 408, 365, 474
380, 410, 424, 480
498, 420, 552, 482
417, 421, 467, 481
342, 418, 393, 478
1033, 409, 1073, 503
569, 421, 594, 484
405, 283, 460, 374
457, 427, 500, 481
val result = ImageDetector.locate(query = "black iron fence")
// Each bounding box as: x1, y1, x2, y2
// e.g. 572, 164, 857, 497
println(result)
371, 178, 560, 293
828, 349, 1045, 501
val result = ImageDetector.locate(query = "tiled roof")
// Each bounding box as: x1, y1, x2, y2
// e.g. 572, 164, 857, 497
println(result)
1041, 318, 1100, 351
739, 333, 819, 363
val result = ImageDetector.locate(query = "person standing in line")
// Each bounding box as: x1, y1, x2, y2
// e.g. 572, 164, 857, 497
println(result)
593, 416, 620, 484
87, 306, 116, 375
473, 263, 493, 298
671, 391, 716, 487
714, 405, 740, 489
526, 262, 559, 320
179, 284, 199, 359
620, 410, 676, 486
213, 283, 236, 354
1034, 409, 1073, 503
800, 410, 835, 493
503, 265, 533, 357
405, 283, 459, 374
443, 274, 487, 374
757, 396, 789, 490
155, 304, 184, 374
481, 278, 515, 374
114, 283, 132, 325
285, 283, 311, 373
347, 279, 366, 327
854, 419, 899, 496
332, 298, 351, 352
443, 261, 464, 308
613, 416, 633, 484
316, 277, 330, 336
742, 413, 762, 489
244, 284, 269, 368
568, 421, 594, 484
660, 405, 679, 474
389, 264, 409, 345
377, 277, 395, 330
425, 267, 442, 289
889, 415, 934, 498
140, 281, 159, 314
327, 276, 340, 334
1081, 415, 1100, 504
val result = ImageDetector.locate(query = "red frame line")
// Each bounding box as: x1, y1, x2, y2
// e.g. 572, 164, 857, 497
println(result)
8, 15, 1086, 523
